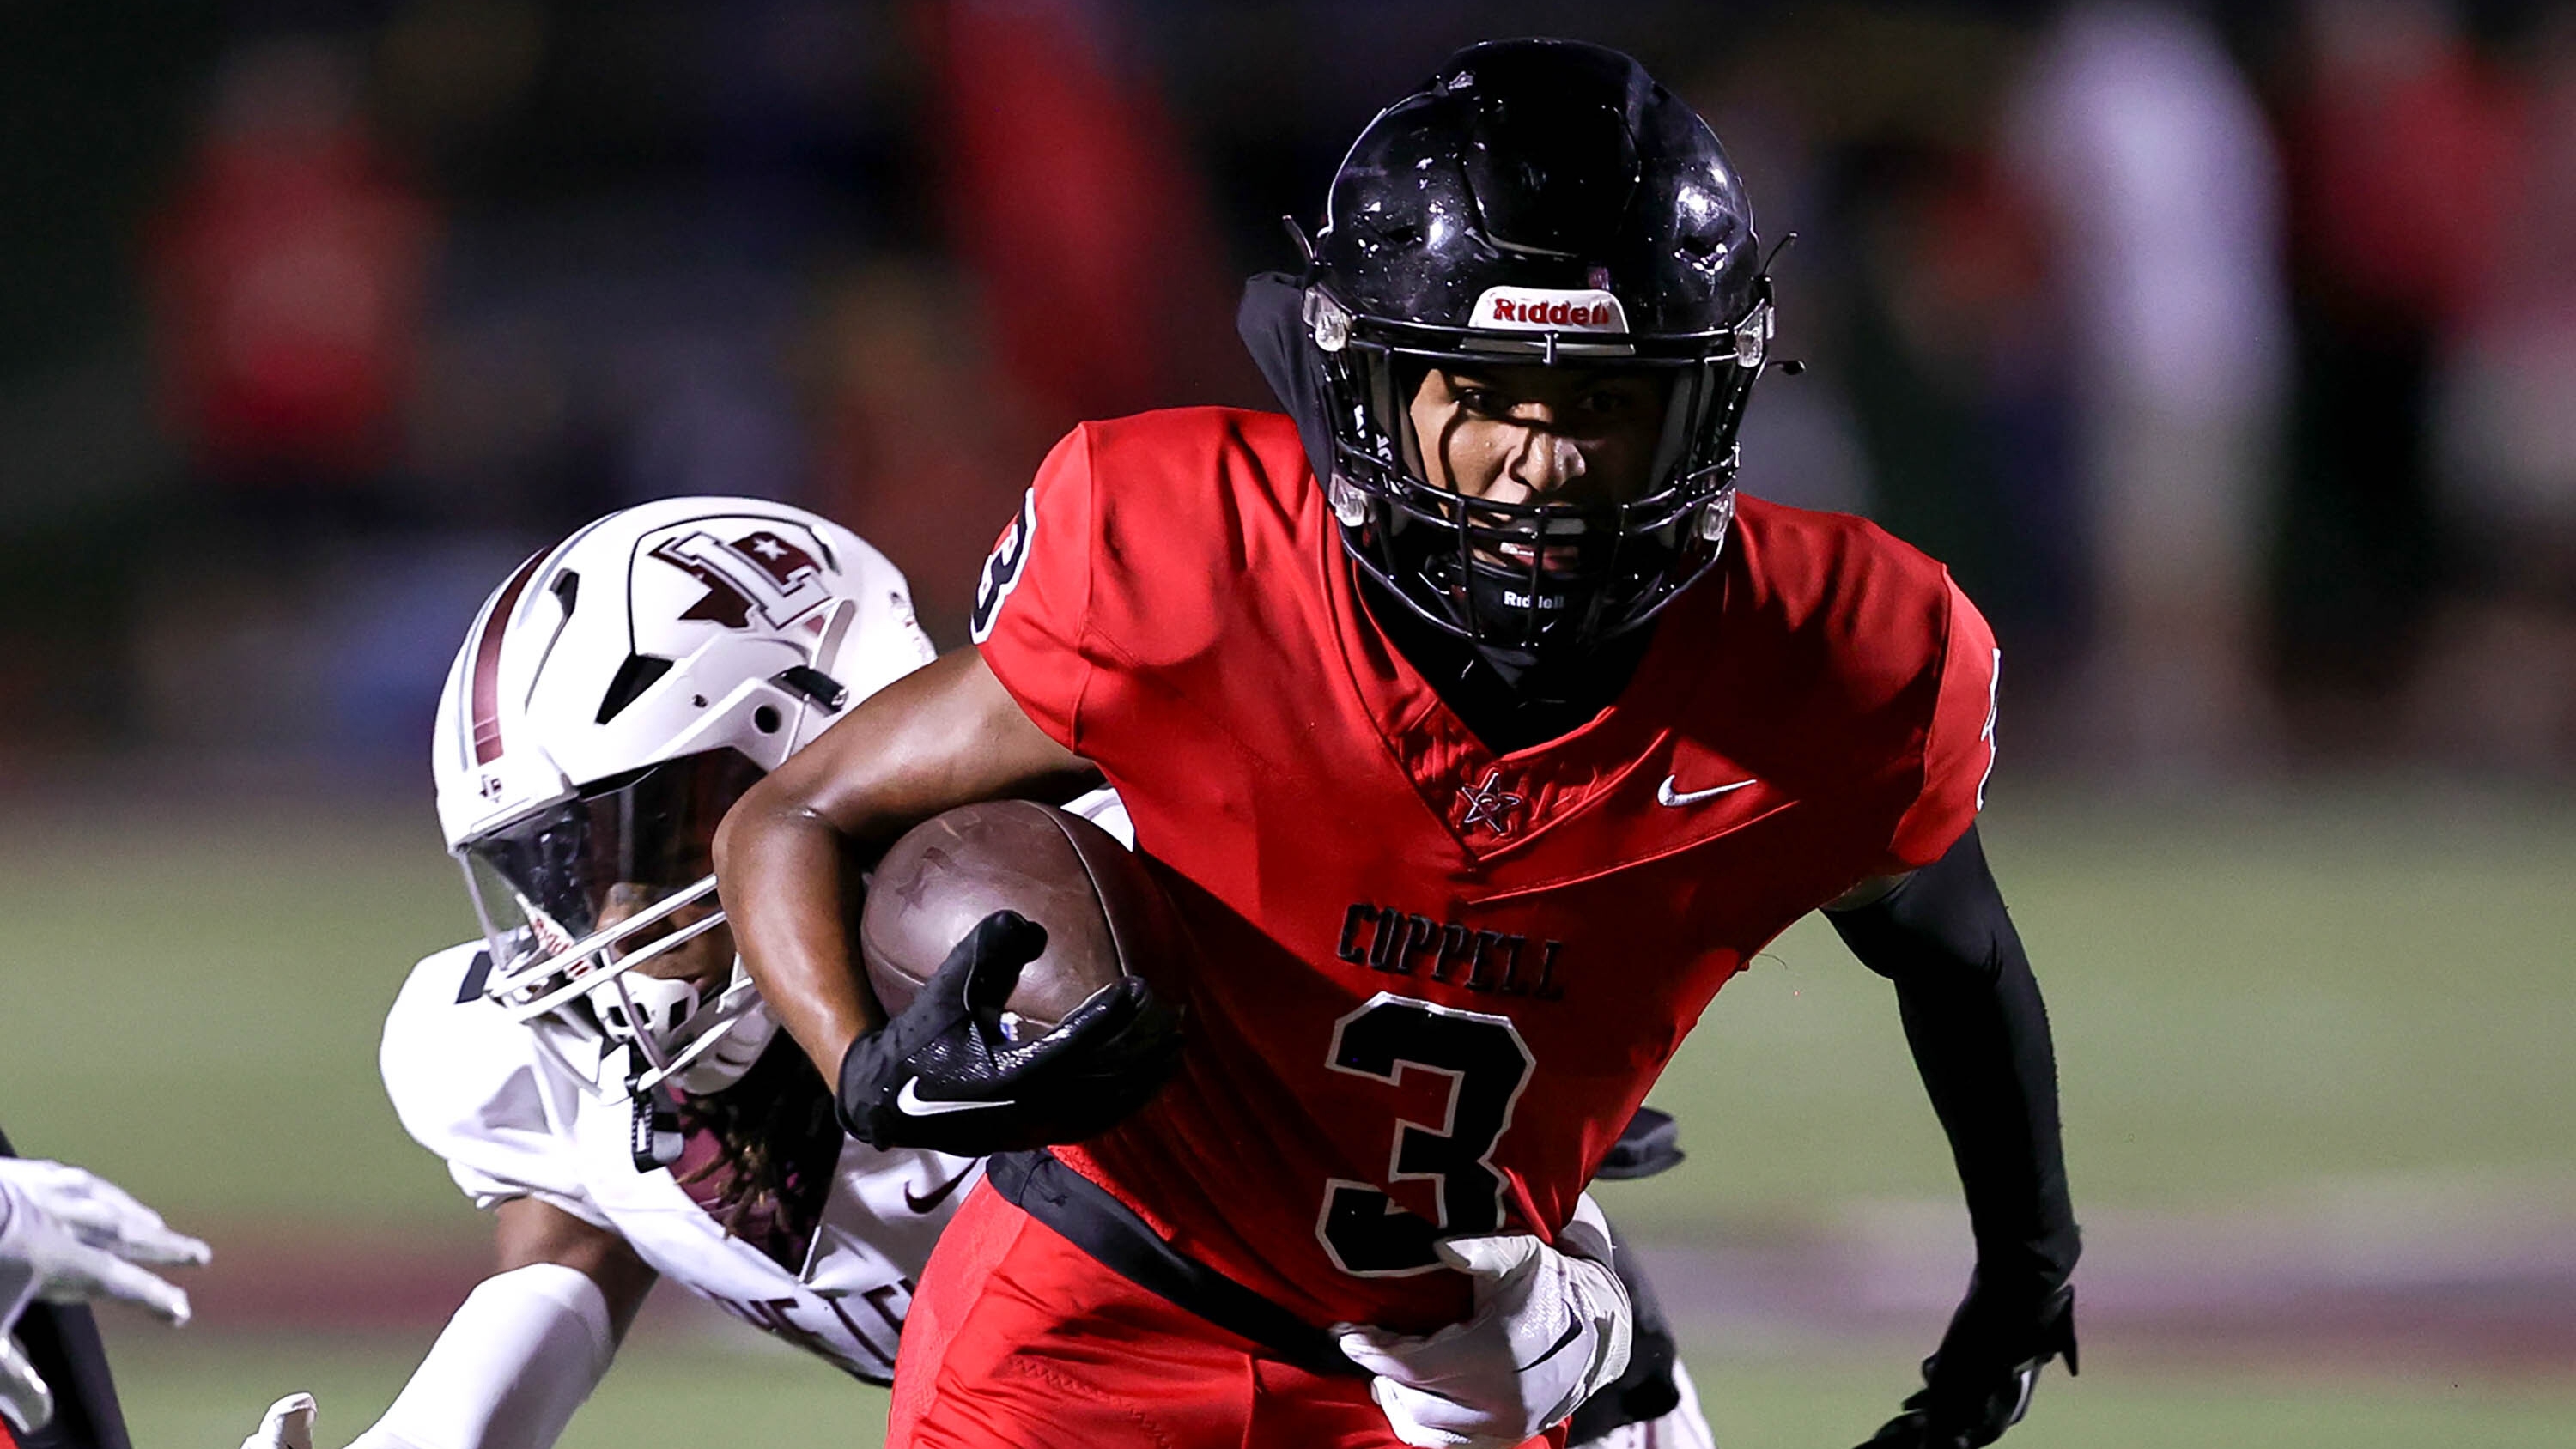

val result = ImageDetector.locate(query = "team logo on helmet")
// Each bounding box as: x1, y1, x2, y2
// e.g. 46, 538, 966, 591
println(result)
647, 529, 832, 629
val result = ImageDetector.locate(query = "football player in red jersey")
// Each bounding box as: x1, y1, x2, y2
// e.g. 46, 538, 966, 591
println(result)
718, 39, 2079, 1449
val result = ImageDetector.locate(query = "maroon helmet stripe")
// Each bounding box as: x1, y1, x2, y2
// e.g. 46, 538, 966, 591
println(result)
471, 554, 544, 766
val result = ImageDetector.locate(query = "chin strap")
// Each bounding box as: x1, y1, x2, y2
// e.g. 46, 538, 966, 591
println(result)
602, 1045, 684, 1172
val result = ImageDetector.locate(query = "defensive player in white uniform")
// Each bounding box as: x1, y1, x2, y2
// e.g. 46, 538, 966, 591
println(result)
250, 499, 992, 1449
245, 494, 1710, 1449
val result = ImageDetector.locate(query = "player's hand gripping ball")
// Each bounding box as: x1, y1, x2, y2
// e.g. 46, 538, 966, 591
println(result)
839, 803, 1185, 1155
839, 912, 1182, 1155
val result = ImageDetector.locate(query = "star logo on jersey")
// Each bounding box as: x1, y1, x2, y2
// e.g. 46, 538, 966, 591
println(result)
1456, 768, 1524, 837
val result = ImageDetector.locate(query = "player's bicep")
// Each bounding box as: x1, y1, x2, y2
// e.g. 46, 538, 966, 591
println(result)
750, 646, 1093, 845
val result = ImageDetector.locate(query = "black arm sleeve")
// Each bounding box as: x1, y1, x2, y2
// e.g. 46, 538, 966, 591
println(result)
1826, 826, 2080, 1300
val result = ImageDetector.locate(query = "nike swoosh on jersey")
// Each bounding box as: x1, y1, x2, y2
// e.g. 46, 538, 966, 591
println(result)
1656, 775, 1756, 807
895, 1078, 1012, 1117
903, 1163, 977, 1215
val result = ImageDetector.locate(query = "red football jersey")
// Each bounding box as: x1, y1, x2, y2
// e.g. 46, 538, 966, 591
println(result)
973, 408, 1998, 1332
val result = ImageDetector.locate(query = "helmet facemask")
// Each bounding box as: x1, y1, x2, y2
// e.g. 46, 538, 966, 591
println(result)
1308, 283, 1772, 681
459, 747, 778, 1096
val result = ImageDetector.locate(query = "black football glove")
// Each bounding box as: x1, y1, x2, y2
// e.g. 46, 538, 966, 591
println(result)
835, 910, 1185, 1156
1856, 1279, 2078, 1449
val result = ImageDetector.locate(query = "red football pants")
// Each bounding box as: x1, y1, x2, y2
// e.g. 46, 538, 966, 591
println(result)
889, 1181, 1565, 1449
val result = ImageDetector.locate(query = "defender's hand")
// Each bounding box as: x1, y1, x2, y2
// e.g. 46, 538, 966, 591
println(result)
0, 1158, 210, 1325
0, 1159, 210, 1433
836, 912, 1183, 1155
1337, 1196, 1632, 1449
240, 1392, 317, 1449
1857, 1282, 2077, 1449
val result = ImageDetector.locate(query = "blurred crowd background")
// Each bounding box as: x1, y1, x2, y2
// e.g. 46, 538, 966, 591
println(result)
4, 0, 2575, 785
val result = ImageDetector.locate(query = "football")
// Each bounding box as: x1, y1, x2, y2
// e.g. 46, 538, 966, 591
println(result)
859, 800, 1176, 1035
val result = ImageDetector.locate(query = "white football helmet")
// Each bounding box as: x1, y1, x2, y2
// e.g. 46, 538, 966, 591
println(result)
433, 497, 934, 1098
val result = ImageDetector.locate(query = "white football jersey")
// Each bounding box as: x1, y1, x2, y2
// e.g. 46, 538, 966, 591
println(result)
381, 943, 978, 1384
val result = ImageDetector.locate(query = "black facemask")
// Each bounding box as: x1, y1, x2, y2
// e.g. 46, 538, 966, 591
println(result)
1242, 273, 1661, 750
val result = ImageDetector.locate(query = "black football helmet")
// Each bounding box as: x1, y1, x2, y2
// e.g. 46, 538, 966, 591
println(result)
1302, 39, 1775, 673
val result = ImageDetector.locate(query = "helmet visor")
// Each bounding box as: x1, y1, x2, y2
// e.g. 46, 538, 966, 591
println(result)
459, 749, 764, 1009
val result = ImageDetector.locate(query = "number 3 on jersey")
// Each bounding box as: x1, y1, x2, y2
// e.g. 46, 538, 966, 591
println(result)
1316, 992, 1535, 1276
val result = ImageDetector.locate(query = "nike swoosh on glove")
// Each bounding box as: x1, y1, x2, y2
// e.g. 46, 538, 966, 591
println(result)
1856, 1282, 2078, 1449
837, 910, 1184, 1156
1337, 1194, 1633, 1449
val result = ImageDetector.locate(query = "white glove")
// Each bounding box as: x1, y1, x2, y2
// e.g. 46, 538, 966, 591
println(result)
0, 1158, 210, 1324
0, 1158, 210, 1433
243, 1392, 317, 1449
1337, 1194, 1633, 1449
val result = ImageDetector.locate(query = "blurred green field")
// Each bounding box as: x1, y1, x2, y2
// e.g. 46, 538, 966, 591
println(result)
7, 782, 2567, 1226
1617, 784, 2576, 1229
8, 781, 2575, 1445
96, 1333, 2576, 1449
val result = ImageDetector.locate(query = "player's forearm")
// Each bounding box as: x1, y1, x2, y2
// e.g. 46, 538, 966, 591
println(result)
715, 793, 881, 1078
1827, 827, 2079, 1291
717, 647, 1094, 1079
493, 1198, 655, 1341
344, 1264, 616, 1449
1892, 937, 2076, 1288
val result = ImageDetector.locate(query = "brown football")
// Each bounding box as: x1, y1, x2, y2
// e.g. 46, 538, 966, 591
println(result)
859, 800, 1176, 1035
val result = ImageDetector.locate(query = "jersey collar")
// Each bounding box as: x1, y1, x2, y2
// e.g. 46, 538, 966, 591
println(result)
1319, 523, 1719, 861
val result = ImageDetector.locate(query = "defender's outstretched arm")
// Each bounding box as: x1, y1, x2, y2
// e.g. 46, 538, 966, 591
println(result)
244, 1200, 655, 1449
714, 646, 1093, 1084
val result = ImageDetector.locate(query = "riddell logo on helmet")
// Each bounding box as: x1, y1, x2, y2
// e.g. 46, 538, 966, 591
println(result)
1470, 287, 1628, 333
1485, 296, 1614, 326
